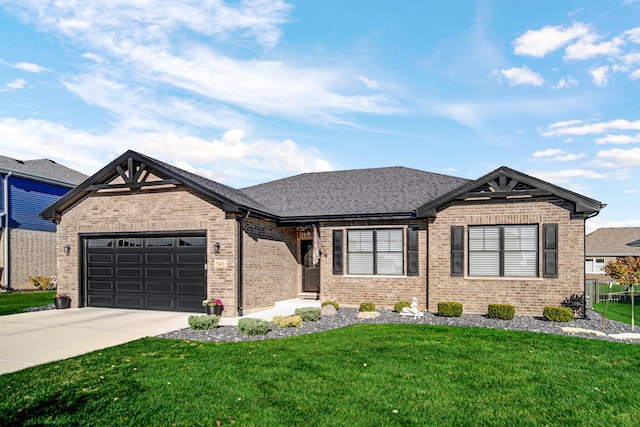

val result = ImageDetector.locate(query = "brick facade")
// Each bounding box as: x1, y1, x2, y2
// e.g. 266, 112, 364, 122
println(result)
320, 222, 428, 309
56, 187, 239, 311
1, 229, 57, 290
427, 201, 584, 316
240, 218, 299, 314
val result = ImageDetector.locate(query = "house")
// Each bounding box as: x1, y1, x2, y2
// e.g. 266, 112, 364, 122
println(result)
1, 155, 87, 291
40, 150, 604, 316
585, 227, 640, 283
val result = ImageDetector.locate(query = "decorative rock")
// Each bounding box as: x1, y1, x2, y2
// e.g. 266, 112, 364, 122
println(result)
561, 327, 607, 337
321, 304, 337, 316
608, 333, 640, 340
357, 311, 380, 319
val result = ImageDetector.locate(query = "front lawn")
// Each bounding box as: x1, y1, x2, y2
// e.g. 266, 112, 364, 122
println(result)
1, 324, 639, 426
0, 290, 55, 315
593, 301, 640, 325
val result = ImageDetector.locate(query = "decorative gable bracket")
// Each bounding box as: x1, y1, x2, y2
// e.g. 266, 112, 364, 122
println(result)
460, 173, 549, 200
87, 157, 180, 191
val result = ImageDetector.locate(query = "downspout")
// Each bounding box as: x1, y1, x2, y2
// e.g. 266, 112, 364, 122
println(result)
2, 172, 12, 291
236, 213, 247, 317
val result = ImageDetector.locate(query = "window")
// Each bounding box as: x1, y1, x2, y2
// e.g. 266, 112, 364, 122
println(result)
347, 229, 403, 275
585, 258, 605, 274
468, 225, 538, 277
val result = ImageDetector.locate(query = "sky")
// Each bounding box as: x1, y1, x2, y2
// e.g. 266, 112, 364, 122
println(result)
1, 0, 640, 233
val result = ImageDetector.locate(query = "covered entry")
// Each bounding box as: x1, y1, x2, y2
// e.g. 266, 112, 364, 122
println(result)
83, 234, 207, 312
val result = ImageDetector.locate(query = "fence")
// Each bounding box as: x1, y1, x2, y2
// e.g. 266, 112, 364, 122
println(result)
585, 279, 636, 305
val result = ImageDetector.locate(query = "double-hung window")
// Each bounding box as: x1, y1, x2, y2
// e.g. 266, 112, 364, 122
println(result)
468, 225, 538, 277
585, 258, 605, 274
347, 229, 403, 275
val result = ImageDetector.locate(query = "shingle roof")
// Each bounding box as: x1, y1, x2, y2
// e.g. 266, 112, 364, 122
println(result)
0, 155, 87, 186
585, 227, 640, 256
242, 166, 471, 218
135, 152, 273, 214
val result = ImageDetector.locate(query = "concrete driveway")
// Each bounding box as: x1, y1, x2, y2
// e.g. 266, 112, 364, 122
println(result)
0, 308, 198, 375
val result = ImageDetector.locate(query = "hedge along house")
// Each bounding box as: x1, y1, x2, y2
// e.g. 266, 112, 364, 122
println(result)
41, 150, 604, 316
0, 155, 87, 291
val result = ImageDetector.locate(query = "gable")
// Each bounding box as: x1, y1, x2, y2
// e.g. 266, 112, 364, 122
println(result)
417, 166, 604, 218
40, 150, 276, 223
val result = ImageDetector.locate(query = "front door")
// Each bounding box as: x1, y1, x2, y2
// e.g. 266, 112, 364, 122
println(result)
301, 240, 320, 293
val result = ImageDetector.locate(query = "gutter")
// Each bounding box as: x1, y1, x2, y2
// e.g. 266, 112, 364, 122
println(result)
236, 215, 245, 317
2, 172, 12, 291
0, 167, 78, 189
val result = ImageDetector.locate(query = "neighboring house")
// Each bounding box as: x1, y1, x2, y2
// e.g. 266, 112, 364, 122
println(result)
41, 150, 604, 316
584, 227, 640, 283
0, 155, 87, 291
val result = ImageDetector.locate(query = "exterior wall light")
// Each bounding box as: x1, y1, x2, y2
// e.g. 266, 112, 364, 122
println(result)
214, 242, 221, 255
64, 244, 71, 256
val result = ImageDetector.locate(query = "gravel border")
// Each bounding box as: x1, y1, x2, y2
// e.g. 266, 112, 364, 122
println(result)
156, 308, 640, 345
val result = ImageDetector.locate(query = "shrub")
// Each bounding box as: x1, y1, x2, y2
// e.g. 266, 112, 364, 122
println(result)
359, 302, 376, 312
273, 315, 303, 328
394, 301, 411, 313
321, 301, 340, 310
487, 304, 515, 320
437, 302, 463, 317
29, 275, 52, 291
295, 307, 321, 322
543, 306, 574, 322
561, 294, 585, 318
238, 318, 270, 336
188, 315, 220, 330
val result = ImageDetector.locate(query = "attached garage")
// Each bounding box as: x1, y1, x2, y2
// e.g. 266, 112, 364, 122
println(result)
83, 234, 207, 312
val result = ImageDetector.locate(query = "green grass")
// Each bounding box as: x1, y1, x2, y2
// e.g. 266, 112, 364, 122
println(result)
1, 324, 639, 426
593, 301, 640, 325
0, 290, 56, 315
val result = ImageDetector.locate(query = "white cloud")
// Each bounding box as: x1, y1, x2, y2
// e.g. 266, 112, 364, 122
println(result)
589, 66, 610, 87
624, 27, 640, 43
593, 147, 640, 168
550, 77, 578, 89
5, 79, 26, 89
542, 119, 640, 137
497, 66, 544, 86
530, 148, 585, 162
0, 117, 332, 186
564, 34, 623, 60
513, 23, 590, 57
594, 133, 640, 144
357, 75, 380, 89
630, 69, 640, 80
528, 169, 607, 185
586, 217, 640, 234
12, 62, 48, 73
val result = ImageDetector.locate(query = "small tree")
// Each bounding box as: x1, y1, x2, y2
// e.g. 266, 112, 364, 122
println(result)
604, 256, 640, 331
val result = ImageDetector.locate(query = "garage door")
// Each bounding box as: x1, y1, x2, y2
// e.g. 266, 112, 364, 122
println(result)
84, 235, 207, 312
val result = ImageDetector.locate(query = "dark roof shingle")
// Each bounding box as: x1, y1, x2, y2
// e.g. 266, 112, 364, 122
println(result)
0, 155, 87, 186
242, 166, 471, 218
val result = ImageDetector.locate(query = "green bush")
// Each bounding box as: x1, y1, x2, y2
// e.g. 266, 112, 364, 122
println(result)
437, 302, 463, 317
359, 302, 376, 312
295, 307, 321, 322
394, 301, 411, 313
188, 314, 220, 330
273, 315, 303, 328
543, 306, 574, 322
487, 304, 515, 320
238, 318, 270, 336
321, 301, 340, 310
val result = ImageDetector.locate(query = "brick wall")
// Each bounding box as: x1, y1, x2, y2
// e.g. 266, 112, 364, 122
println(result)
4, 229, 57, 290
428, 201, 585, 316
56, 186, 239, 312
240, 218, 299, 313
320, 222, 428, 309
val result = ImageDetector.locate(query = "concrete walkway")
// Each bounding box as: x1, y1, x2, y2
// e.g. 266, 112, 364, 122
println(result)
0, 299, 321, 375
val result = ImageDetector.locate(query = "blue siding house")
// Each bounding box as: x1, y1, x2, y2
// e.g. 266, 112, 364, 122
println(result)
0, 155, 86, 291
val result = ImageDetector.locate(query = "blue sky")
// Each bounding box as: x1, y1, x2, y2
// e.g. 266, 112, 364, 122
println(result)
1, 0, 640, 232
